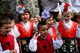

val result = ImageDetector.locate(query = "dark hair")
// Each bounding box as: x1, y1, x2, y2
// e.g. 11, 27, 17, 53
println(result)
0, 13, 14, 20
76, 12, 80, 19
18, 9, 31, 22
6, 13, 14, 20
37, 21, 47, 30
0, 14, 11, 27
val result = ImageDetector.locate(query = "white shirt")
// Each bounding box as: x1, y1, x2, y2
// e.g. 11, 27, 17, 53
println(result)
76, 24, 80, 38
53, 22, 59, 34
0, 38, 19, 53
63, 20, 73, 29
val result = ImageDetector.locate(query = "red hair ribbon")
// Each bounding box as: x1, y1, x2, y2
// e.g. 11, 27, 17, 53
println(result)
64, 3, 70, 12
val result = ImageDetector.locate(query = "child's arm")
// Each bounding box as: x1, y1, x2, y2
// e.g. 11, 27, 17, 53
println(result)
0, 43, 10, 53
29, 38, 37, 52
14, 38, 19, 53
52, 33, 63, 49
29, 32, 39, 52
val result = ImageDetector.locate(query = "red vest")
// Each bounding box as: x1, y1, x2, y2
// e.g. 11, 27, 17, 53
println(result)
16, 21, 34, 38
58, 21, 78, 38
36, 34, 54, 53
48, 26, 57, 40
0, 34, 14, 51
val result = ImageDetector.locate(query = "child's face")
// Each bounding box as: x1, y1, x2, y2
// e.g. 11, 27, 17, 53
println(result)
62, 12, 73, 21
46, 17, 54, 26
0, 24, 12, 36
33, 18, 38, 23
39, 25, 48, 37
11, 20, 15, 28
21, 12, 30, 22
31, 16, 41, 23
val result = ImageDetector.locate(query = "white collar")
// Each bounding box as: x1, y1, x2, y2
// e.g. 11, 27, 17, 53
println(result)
63, 20, 72, 24
53, 22, 59, 29
63, 20, 73, 29
21, 21, 30, 31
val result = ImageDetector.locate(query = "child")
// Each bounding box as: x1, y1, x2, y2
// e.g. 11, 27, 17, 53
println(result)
0, 14, 19, 53
43, 11, 62, 50
12, 4, 37, 53
29, 11, 62, 53
41, 10, 62, 45
76, 12, 80, 53
29, 20, 62, 53
45, 13, 63, 53
58, 3, 78, 53
29, 21, 54, 53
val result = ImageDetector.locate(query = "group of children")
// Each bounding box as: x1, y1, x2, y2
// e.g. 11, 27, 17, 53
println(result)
0, 3, 80, 53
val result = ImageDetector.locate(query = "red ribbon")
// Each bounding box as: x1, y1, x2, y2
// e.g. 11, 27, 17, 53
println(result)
64, 3, 70, 12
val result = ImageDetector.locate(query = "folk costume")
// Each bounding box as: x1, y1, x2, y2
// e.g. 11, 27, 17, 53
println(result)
0, 34, 19, 53
48, 24, 63, 49
29, 32, 62, 53
58, 20, 78, 53
29, 34, 54, 53
16, 21, 35, 53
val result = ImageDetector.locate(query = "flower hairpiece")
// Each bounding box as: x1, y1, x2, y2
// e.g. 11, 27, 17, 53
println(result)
64, 3, 70, 12
41, 10, 50, 19
16, 4, 25, 14
60, 3, 73, 13
64, 3, 73, 12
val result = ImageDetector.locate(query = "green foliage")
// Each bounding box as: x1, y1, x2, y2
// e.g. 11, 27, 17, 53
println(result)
0, 1, 10, 14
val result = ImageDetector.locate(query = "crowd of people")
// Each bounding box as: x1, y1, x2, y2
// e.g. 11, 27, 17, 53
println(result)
0, 0, 80, 53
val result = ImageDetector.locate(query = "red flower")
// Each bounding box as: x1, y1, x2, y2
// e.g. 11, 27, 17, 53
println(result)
18, 4, 25, 8
16, 4, 25, 14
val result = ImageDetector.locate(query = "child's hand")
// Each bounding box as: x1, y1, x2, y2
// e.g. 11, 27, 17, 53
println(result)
10, 50, 17, 53
57, 33, 62, 40
30, 17, 35, 22
11, 20, 15, 28
33, 31, 39, 40
57, 35, 61, 40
